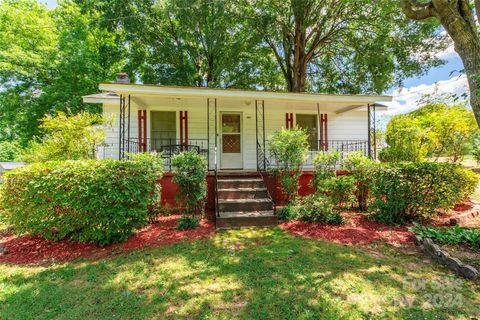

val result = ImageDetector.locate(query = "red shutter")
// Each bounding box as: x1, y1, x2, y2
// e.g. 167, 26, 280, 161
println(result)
320, 114, 328, 151
285, 113, 293, 129
180, 111, 188, 145
138, 110, 147, 152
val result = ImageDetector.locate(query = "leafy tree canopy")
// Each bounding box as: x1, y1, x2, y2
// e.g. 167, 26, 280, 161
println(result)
379, 102, 478, 162
1, 0, 448, 147
22, 111, 109, 162
0, 0, 123, 144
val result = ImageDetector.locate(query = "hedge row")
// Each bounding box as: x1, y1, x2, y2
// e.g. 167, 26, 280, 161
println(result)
0, 156, 163, 245
369, 162, 477, 224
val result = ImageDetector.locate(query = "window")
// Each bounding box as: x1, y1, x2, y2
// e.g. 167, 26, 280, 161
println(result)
296, 114, 318, 150
150, 111, 176, 151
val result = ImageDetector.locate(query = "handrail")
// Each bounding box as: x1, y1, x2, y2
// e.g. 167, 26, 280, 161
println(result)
256, 142, 277, 214
213, 146, 219, 217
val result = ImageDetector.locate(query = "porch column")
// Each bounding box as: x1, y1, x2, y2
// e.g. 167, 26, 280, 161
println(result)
367, 104, 372, 158
118, 94, 131, 159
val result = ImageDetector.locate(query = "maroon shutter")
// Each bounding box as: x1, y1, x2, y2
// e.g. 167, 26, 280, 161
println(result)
319, 114, 328, 151
180, 111, 188, 145
138, 110, 147, 152
285, 113, 293, 129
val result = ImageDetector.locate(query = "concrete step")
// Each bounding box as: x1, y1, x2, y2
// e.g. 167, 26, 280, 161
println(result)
216, 211, 277, 229
218, 171, 260, 178
218, 188, 269, 200
218, 178, 264, 189
218, 198, 273, 212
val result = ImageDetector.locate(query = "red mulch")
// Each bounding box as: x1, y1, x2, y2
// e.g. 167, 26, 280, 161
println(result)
280, 212, 415, 246
453, 201, 474, 212
0, 215, 214, 265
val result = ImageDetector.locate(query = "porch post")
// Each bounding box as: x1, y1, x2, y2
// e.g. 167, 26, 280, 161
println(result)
373, 103, 377, 160
367, 104, 372, 159
119, 94, 123, 159
262, 100, 266, 171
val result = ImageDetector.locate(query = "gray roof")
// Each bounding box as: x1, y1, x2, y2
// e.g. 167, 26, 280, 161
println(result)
0, 162, 26, 171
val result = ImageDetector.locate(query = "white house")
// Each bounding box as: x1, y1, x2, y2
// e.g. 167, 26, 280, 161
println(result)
84, 76, 391, 227
83, 77, 391, 172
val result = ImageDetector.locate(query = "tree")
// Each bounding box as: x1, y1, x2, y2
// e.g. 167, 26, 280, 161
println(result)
0, 0, 123, 144
412, 103, 478, 161
243, 0, 445, 93
401, 0, 480, 127
75, 0, 283, 89
380, 102, 478, 162
22, 112, 109, 162
379, 115, 429, 162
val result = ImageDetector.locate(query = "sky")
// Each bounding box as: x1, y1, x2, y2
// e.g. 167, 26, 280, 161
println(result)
44, 0, 469, 120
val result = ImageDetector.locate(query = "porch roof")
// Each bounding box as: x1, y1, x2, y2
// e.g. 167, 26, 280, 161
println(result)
83, 83, 391, 108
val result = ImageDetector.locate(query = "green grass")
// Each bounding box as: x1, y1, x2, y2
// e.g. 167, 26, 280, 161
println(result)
1, 228, 479, 319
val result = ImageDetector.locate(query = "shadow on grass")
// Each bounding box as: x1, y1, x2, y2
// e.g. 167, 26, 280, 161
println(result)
1, 227, 479, 319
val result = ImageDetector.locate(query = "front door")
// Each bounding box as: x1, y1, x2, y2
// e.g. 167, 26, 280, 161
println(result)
220, 113, 243, 169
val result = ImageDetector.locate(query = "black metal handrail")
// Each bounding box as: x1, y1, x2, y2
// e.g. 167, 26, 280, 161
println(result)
264, 139, 369, 169
126, 138, 208, 171
257, 142, 277, 214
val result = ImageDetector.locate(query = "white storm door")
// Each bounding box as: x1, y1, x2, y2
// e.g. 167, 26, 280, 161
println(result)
220, 113, 243, 169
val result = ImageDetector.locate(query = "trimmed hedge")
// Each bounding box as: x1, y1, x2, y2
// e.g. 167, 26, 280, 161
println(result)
0, 157, 163, 245
370, 162, 478, 224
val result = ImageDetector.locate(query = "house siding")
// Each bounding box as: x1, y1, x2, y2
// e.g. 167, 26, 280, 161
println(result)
99, 98, 369, 170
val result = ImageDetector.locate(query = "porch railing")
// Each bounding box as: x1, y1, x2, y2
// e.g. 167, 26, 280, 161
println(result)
264, 139, 369, 169
126, 138, 208, 171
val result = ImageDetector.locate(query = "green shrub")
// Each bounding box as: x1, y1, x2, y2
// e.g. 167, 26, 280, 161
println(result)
22, 111, 109, 162
172, 151, 207, 218
269, 127, 309, 202
311, 151, 357, 209
0, 157, 163, 245
0, 141, 22, 161
342, 152, 377, 210
176, 215, 200, 230
319, 175, 357, 209
411, 224, 480, 248
379, 115, 428, 163
370, 162, 478, 224
276, 205, 296, 221
293, 195, 343, 224
311, 150, 339, 190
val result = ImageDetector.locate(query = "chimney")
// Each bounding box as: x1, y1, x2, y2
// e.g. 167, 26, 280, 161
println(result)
115, 72, 130, 84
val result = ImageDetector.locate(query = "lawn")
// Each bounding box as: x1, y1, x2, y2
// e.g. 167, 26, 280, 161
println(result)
1, 227, 479, 320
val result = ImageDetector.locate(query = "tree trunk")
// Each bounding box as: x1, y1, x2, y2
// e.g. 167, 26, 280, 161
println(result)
401, 0, 480, 127
438, 11, 480, 126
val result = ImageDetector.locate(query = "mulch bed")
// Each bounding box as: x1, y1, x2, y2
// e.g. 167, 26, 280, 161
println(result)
280, 212, 415, 246
0, 215, 214, 265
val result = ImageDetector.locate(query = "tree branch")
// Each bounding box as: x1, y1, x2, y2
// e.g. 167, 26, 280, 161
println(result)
476, 0, 480, 24
400, 0, 435, 20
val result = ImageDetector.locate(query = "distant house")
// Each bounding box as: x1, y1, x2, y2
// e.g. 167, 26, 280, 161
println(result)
83, 76, 391, 227
0, 162, 26, 182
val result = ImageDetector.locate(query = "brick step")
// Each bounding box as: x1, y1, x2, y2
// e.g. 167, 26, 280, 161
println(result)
218, 198, 273, 212
218, 188, 269, 200
216, 211, 277, 229
217, 172, 260, 178
218, 178, 264, 189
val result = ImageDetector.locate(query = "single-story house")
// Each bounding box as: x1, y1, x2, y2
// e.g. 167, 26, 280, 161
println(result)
84, 74, 391, 228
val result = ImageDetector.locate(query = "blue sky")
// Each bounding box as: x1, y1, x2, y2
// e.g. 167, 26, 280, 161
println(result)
44, 0, 468, 118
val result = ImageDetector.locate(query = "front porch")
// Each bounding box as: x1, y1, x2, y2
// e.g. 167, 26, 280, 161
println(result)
85, 83, 390, 228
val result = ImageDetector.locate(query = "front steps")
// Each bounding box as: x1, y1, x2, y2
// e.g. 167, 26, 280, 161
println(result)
216, 173, 276, 229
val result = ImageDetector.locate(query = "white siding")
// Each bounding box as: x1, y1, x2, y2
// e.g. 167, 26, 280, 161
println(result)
101, 97, 370, 170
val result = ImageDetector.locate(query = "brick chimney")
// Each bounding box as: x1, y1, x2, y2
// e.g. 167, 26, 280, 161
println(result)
115, 72, 130, 84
